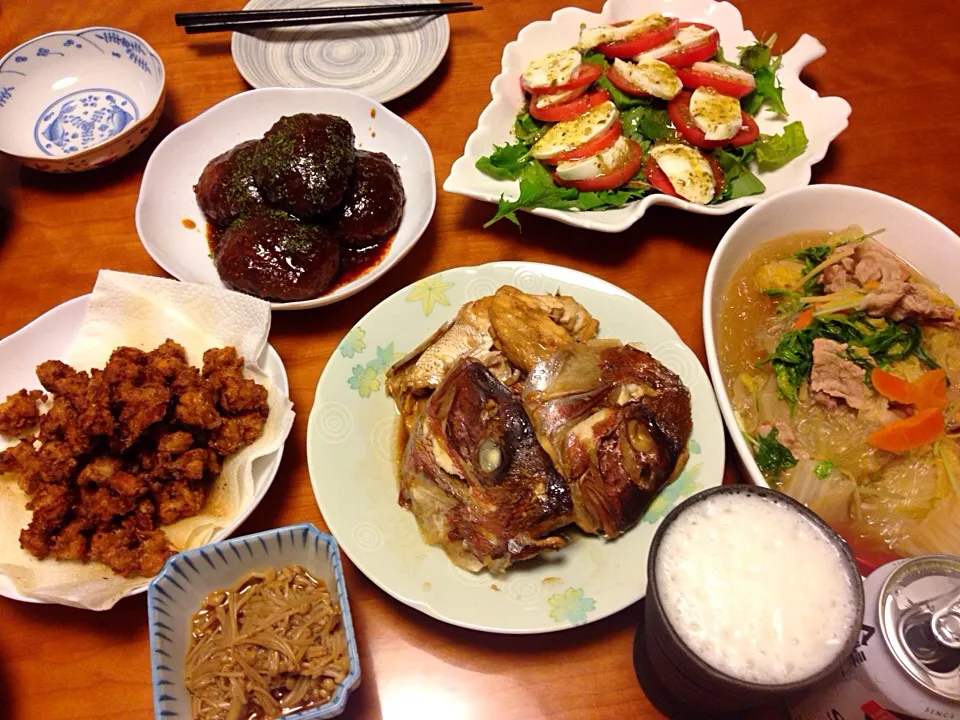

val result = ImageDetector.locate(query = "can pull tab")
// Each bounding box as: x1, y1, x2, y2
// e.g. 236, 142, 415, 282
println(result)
930, 587, 960, 649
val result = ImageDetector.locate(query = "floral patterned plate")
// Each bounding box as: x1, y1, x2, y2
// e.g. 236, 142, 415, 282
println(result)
306, 262, 724, 633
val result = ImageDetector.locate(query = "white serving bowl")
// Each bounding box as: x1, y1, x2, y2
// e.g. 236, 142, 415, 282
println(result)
148, 523, 361, 719
136, 87, 436, 311
0, 27, 165, 172
444, 0, 851, 233
703, 184, 960, 488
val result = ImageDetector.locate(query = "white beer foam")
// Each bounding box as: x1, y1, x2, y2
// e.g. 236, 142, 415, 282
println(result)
656, 493, 858, 685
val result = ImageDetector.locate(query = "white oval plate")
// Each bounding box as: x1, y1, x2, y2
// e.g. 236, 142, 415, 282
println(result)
443, 0, 852, 233
306, 261, 725, 633
0, 295, 289, 605
703, 184, 960, 490
231, 0, 450, 102
135, 87, 436, 311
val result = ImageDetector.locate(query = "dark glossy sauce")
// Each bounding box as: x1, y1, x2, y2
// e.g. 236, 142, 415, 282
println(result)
206, 222, 395, 297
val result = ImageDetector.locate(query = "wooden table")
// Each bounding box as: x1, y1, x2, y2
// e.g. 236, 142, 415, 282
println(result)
1, 0, 958, 718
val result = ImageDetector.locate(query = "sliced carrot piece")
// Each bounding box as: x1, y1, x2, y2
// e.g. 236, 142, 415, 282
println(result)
863, 281, 880, 290
912, 369, 947, 410
867, 408, 945, 452
871, 368, 915, 405
792, 307, 815, 330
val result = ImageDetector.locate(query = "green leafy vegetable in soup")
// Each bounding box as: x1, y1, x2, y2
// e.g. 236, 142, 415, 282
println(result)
718, 226, 960, 561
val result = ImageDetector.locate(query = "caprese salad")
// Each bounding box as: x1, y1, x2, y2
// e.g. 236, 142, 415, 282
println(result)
476, 13, 809, 228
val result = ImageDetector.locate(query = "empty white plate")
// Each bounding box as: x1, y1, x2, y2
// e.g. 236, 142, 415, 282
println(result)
231, 0, 450, 102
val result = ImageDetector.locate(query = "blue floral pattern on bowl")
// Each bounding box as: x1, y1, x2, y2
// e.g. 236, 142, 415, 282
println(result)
34, 88, 138, 156
0, 26, 165, 170
148, 524, 361, 719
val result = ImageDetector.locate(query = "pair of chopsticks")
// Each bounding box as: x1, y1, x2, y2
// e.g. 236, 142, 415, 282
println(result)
176, 1, 482, 34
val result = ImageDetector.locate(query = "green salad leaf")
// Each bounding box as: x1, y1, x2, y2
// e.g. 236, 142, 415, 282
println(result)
621, 104, 672, 150
755, 426, 798, 479
513, 111, 548, 144
755, 122, 808, 171
595, 73, 649, 111
739, 34, 776, 72
484, 160, 651, 228
484, 161, 579, 228
739, 35, 787, 116
475, 141, 531, 180
581, 51, 607, 66
714, 145, 766, 201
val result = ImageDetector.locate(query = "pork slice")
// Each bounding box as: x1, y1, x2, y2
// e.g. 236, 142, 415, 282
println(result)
859, 281, 956, 324
853, 240, 912, 286
821, 256, 857, 294
758, 422, 809, 459
810, 338, 870, 409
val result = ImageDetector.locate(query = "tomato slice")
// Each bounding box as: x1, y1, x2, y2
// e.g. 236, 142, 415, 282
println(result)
595, 17, 680, 58
553, 138, 644, 192
644, 149, 724, 200
667, 90, 759, 149
656, 22, 720, 67
604, 64, 653, 98
675, 62, 756, 98
529, 88, 611, 123
521, 62, 603, 94
546, 118, 623, 164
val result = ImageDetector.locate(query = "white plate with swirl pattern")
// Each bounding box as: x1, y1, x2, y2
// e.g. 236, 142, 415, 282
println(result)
306, 261, 724, 633
231, 0, 450, 101
443, 0, 852, 233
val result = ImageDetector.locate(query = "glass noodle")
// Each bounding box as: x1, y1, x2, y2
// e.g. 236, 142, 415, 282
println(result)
185, 565, 349, 720
717, 226, 960, 562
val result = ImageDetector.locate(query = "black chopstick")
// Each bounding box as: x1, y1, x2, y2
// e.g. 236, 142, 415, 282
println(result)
182, 5, 481, 33
176, 1, 472, 26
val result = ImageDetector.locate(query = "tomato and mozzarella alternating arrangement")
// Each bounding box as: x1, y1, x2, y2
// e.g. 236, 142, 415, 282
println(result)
477, 11, 806, 221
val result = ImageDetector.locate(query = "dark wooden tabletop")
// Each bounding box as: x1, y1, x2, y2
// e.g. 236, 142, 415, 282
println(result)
0, 0, 958, 718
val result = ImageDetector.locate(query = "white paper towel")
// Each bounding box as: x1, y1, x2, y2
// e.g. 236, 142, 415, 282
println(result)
0, 271, 295, 610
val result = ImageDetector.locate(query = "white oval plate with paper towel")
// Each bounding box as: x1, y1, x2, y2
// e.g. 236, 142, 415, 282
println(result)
443, 0, 851, 233
0, 294, 290, 608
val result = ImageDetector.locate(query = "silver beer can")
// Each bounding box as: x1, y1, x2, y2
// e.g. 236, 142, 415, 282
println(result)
789, 554, 960, 720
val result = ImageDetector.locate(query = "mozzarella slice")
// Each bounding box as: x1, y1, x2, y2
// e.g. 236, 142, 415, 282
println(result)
531, 101, 619, 160
639, 26, 717, 61
611, 57, 681, 100
577, 13, 673, 50
689, 86, 742, 140
649, 143, 715, 204
556, 136, 633, 181
690, 60, 755, 86
532, 86, 586, 110
522, 48, 582, 90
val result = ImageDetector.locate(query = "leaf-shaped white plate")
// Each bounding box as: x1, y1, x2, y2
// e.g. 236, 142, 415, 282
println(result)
443, 0, 852, 233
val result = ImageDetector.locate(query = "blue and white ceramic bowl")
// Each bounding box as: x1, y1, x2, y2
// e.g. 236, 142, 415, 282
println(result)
148, 524, 361, 719
0, 27, 165, 172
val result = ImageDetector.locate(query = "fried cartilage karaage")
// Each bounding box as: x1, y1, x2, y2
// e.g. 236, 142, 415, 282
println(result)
0, 340, 269, 577
0, 389, 46, 436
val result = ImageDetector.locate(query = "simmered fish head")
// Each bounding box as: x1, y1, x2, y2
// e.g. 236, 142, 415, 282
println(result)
398, 357, 573, 573
523, 341, 692, 538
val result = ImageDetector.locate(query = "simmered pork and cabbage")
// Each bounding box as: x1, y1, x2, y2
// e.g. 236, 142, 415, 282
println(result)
719, 227, 960, 561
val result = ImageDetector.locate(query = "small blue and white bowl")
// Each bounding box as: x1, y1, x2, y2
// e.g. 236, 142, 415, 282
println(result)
0, 27, 165, 172
148, 524, 361, 719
